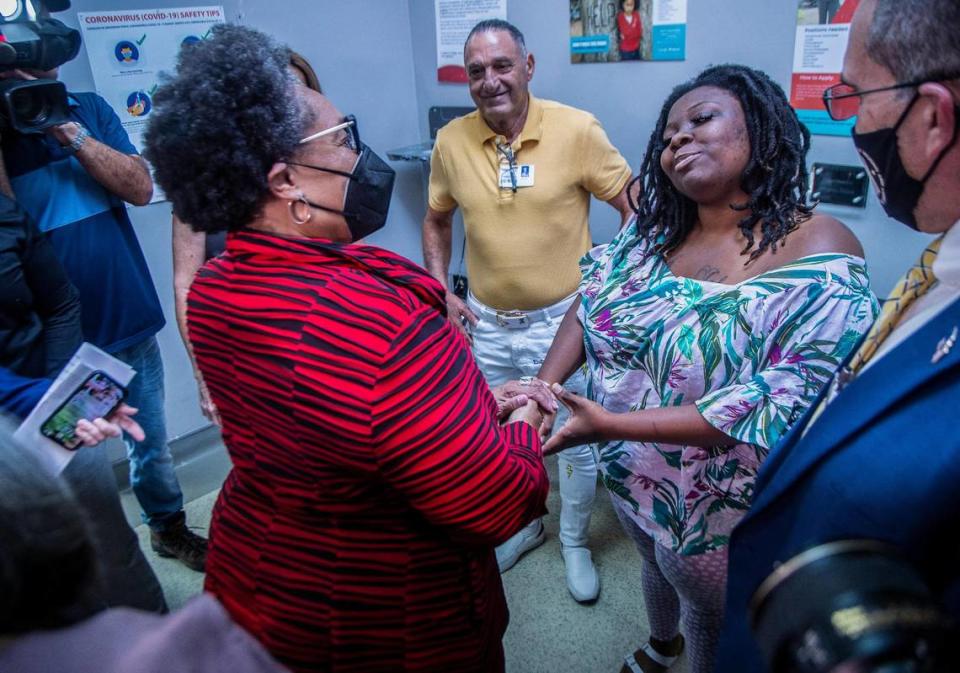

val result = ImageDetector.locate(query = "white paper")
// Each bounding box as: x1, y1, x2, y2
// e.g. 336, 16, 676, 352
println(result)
435, 0, 507, 82
792, 24, 850, 74
14, 343, 136, 475
653, 0, 687, 25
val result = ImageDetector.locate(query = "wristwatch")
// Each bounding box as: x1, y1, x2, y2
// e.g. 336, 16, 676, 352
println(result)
61, 124, 89, 155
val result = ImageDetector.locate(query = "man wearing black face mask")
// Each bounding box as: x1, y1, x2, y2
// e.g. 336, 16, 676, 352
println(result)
714, 2, 960, 671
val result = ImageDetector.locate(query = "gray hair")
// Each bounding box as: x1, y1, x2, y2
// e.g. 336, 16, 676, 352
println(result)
0, 419, 101, 633
868, 0, 960, 84
465, 19, 528, 59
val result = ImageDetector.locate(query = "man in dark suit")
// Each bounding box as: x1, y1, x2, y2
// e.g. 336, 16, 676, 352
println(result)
715, 1, 960, 671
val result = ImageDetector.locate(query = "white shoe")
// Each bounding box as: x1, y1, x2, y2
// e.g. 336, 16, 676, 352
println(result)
561, 545, 599, 603
496, 520, 545, 573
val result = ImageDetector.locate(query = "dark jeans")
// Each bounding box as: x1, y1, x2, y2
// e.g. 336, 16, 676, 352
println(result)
620, 48, 641, 61
63, 440, 167, 612
109, 336, 184, 531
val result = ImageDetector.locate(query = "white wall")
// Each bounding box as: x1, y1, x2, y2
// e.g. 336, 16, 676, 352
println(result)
53, 0, 928, 446
59, 0, 423, 444
406, 0, 930, 294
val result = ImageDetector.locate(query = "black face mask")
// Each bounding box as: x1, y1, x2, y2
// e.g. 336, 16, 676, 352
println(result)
291, 143, 396, 241
852, 95, 960, 230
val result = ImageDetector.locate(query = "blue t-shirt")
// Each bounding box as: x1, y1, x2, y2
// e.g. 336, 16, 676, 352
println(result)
2, 91, 164, 352
0, 366, 50, 418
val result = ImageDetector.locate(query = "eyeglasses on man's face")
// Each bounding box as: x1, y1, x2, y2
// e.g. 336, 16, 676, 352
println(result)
821, 75, 960, 121
299, 114, 360, 152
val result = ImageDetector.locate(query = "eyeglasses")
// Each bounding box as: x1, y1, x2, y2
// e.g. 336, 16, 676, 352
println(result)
496, 140, 517, 193
299, 114, 360, 152
822, 76, 959, 121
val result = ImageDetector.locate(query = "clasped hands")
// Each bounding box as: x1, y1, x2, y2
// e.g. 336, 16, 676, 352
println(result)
491, 377, 611, 456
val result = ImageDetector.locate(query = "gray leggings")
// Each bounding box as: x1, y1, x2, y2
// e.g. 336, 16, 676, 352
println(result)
613, 499, 728, 673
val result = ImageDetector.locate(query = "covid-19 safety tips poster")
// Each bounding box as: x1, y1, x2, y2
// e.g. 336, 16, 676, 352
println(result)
790, 0, 859, 135
78, 6, 226, 201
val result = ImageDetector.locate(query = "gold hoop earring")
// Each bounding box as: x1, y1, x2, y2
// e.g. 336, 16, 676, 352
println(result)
289, 195, 312, 226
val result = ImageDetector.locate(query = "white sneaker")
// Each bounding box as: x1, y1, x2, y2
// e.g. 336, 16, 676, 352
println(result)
496, 520, 545, 572
561, 545, 599, 602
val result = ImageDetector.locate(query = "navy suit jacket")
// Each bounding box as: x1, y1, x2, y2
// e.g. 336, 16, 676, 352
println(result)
715, 296, 960, 673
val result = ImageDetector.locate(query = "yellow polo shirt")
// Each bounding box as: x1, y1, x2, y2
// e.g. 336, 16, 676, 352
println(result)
428, 96, 631, 310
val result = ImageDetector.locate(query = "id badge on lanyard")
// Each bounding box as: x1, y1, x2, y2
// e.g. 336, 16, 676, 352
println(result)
498, 164, 535, 189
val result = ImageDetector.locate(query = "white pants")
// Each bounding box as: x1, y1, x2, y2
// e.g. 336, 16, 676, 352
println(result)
469, 292, 597, 548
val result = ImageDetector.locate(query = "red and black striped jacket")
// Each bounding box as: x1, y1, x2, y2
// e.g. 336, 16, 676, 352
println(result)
189, 231, 548, 673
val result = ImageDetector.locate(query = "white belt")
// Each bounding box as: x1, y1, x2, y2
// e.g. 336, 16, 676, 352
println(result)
467, 292, 576, 330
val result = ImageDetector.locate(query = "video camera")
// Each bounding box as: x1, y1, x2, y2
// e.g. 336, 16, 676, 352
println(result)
0, 0, 80, 134
751, 540, 959, 673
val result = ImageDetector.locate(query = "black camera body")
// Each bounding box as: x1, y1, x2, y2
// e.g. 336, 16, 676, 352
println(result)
0, 0, 80, 134
751, 540, 958, 673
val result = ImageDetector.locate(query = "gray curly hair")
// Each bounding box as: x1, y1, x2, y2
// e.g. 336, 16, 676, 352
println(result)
144, 24, 312, 232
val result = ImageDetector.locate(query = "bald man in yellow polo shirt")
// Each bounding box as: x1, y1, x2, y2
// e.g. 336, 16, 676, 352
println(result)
422, 19, 632, 603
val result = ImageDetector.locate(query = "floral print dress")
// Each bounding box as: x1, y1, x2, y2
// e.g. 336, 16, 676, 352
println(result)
579, 221, 879, 555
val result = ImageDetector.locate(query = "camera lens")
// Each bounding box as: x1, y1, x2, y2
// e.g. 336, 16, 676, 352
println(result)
0, 79, 70, 133
750, 541, 957, 673
9, 86, 49, 126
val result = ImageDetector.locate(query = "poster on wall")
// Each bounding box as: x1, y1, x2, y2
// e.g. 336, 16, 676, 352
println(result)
435, 0, 507, 83
77, 6, 226, 202
790, 0, 859, 136
570, 0, 686, 64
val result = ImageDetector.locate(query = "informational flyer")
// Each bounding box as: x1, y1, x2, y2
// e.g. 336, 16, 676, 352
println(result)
435, 0, 507, 83
790, 0, 859, 136
77, 7, 226, 200
571, 0, 686, 64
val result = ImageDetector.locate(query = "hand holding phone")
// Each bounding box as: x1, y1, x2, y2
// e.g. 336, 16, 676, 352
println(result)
41, 371, 127, 450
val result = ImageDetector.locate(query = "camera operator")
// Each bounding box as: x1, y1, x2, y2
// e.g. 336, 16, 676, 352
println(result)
0, 180, 166, 613
0, 51, 208, 569
715, 1, 960, 672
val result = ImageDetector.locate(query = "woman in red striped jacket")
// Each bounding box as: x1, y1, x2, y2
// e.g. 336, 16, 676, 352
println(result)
144, 25, 551, 673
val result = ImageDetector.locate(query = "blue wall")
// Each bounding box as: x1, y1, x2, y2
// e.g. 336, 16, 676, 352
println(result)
54, 0, 929, 442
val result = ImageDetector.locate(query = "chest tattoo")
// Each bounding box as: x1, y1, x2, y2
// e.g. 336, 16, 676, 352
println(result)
694, 265, 729, 283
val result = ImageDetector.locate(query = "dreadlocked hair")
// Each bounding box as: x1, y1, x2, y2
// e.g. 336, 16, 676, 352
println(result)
629, 64, 814, 264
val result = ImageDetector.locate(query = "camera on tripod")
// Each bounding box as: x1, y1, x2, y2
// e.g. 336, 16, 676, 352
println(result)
0, 0, 80, 134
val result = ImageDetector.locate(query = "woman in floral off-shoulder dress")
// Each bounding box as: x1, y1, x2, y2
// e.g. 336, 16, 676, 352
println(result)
532, 65, 879, 673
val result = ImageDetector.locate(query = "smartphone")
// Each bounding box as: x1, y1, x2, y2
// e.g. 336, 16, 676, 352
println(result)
40, 371, 127, 451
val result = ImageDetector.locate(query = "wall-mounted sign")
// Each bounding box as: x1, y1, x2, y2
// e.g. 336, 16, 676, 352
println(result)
435, 0, 508, 83
810, 163, 869, 208
570, 0, 686, 64
790, 0, 859, 136
78, 6, 226, 202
